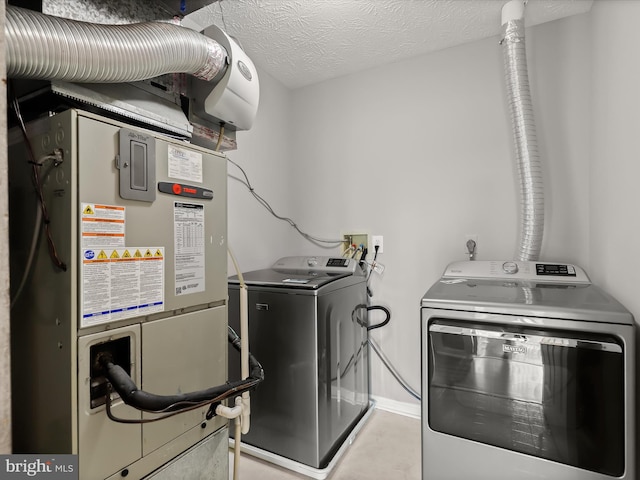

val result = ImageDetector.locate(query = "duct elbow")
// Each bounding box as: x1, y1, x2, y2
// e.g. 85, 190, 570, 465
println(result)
501, 0, 526, 25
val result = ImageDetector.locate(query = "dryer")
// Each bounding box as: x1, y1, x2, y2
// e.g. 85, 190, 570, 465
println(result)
228, 256, 369, 470
421, 261, 635, 480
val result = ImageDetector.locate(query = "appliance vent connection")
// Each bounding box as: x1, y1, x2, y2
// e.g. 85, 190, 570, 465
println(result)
501, 1, 544, 261
5, 5, 227, 83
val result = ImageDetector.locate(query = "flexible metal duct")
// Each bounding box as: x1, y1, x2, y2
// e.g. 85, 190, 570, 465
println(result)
5, 5, 226, 83
501, 1, 544, 261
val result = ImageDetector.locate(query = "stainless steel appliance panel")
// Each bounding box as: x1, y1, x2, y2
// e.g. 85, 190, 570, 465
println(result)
228, 272, 369, 468
230, 289, 320, 466
421, 307, 635, 480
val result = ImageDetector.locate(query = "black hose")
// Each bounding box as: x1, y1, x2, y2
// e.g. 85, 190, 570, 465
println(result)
101, 327, 264, 415
227, 325, 264, 381
366, 305, 391, 331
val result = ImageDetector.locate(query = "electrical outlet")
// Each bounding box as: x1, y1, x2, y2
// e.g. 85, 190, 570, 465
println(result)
372, 235, 384, 254
342, 233, 368, 256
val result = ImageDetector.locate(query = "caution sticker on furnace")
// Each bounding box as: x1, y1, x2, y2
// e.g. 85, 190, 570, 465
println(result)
81, 203, 125, 248
81, 247, 164, 328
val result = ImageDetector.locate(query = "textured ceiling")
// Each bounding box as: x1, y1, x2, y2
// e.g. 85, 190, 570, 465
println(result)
184, 0, 593, 89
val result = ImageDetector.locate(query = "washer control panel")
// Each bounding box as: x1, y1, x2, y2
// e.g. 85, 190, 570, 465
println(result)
442, 260, 590, 284
272, 256, 358, 274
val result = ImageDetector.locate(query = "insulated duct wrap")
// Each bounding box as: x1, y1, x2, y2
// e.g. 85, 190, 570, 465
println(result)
6, 6, 227, 83
502, 15, 544, 261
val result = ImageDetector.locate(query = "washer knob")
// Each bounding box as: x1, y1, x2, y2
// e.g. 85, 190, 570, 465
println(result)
307, 257, 318, 267
503, 261, 519, 274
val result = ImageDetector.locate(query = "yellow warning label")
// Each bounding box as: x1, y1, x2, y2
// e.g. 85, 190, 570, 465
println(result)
155, 249, 163, 257
83, 204, 95, 215
144, 249, 153, 258
110, 250, 120, 259
134, 249, 142, 258
97, 250, 108, 259
122, 250, 132, 258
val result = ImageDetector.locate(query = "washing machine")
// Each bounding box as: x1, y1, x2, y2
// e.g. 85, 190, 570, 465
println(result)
228, 256, 370, 470
421, 260, 635, 480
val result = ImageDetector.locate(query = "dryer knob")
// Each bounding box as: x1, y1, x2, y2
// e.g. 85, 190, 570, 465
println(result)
503, 261, 519, 274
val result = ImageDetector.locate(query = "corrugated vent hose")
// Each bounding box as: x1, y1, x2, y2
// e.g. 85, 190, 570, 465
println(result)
5, 5, 227, 83
501, 1, 544, 261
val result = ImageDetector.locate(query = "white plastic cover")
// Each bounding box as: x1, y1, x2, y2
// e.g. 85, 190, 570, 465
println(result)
202, 25, 260, 131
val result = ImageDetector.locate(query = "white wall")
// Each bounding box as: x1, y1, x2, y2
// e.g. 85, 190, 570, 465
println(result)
226, 68, 298, 274
590, 2, 640, 446
590, 1, 640, 327
230, 13, 593, 408
289, 15, 591, 406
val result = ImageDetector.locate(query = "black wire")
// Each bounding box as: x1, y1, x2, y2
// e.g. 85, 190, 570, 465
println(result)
367, 245, 380, 282
10, 89, 67, 272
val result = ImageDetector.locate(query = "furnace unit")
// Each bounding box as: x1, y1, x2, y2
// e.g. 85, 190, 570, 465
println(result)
9, 109, 231, 479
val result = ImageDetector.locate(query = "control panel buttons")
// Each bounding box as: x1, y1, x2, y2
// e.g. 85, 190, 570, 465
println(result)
535, 263, 577, 276
502, 261, 519, 274
326, 258, 349, 267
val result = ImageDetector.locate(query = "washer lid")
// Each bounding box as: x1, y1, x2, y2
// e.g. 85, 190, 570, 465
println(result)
228, 256, 362, 290
229, 268, 353, 289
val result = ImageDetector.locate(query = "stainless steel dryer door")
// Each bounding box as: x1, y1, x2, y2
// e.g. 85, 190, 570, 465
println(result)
427, 319, 625, 477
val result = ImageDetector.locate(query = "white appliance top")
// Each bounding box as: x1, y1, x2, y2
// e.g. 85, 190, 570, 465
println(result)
442, 260, 591, 284
422, 261, 633, 324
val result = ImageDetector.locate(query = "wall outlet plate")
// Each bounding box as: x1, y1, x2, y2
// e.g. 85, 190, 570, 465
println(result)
372, 235, 383, 254
342, 233, 369, 256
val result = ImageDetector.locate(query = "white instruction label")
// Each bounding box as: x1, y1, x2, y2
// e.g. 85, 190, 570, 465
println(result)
81, 203, 125, 247
174, 202, 205, 296
81, 247, 164, 327
168, 145, 203, 184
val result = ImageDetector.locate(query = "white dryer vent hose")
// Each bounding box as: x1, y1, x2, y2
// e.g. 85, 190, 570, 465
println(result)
5, 5, 227, 83
501, 0, 544, 261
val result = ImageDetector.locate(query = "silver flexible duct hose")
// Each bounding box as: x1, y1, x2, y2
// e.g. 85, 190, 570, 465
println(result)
502, 14, 544, 261
6, 6, 226, 83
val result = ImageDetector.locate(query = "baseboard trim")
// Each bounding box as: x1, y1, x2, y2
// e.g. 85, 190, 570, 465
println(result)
372, 395, 421, 419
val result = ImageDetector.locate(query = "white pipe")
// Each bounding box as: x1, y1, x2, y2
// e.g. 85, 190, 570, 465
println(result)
234, 417, 241, 480
239, 285, 251, 435
215, 397, 243, 480
228, 247, 251, 435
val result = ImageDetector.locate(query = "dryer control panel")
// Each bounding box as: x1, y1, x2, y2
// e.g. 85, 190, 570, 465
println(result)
442, 260, 591, 284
